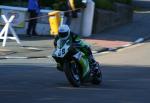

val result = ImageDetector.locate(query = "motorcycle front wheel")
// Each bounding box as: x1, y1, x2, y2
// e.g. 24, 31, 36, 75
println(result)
64, 60, 81, 87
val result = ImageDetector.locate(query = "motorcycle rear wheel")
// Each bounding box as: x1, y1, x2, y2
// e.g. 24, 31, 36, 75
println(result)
92, 70, 102, 85
91, 63, 102, 85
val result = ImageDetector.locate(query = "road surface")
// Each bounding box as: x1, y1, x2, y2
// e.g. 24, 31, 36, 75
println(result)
0, 41, 150, 103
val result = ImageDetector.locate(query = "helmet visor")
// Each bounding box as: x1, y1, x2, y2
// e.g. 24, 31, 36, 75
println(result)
59, 32, 68, 38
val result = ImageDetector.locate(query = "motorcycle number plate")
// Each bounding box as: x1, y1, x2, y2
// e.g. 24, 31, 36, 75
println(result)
54, 44, 70, 58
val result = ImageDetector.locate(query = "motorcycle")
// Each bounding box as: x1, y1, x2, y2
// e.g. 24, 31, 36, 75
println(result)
52, 37, 102, 87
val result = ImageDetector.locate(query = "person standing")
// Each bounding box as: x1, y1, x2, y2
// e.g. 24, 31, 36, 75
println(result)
64, 0, 87, 26
27, 0, 40, 36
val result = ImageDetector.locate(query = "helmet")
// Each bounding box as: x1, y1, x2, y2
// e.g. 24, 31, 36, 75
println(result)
58, 24, 70, 38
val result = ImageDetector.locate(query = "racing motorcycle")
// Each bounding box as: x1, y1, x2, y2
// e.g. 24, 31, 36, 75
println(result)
52, 37, 102, 87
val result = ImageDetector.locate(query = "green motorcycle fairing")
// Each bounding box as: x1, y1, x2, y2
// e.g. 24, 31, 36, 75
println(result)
53, 33, 91, 79
73, 51, 90, 78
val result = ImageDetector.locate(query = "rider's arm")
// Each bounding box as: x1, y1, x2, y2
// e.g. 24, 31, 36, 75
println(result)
54, 36, 59, 48
71, 32, 82, 44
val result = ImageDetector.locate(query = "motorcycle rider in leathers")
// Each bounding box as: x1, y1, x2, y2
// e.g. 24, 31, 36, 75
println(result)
54, 25, 99, 75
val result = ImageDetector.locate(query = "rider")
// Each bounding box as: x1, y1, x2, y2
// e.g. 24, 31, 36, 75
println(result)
54, 24, 99, 75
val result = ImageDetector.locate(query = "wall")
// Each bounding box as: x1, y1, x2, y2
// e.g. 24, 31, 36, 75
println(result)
0, 0, 95, 37
0, 3, 133, 37
93, 3, 133, 34
0, 5, 51, 36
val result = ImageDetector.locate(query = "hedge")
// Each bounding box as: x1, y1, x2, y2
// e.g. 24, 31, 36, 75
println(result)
93, 0, 114, 10
0, 0, 132, 10
114, 0, 132, 4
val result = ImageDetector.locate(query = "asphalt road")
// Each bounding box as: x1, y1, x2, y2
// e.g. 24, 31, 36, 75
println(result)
0, 63, 149, 103
0, 41, 150, 103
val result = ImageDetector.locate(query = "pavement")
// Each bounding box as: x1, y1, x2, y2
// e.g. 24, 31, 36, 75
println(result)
0, 11, 150, 59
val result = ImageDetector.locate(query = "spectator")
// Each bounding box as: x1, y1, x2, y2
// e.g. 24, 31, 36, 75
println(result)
27, 0, 40, 36
64, 0, 87, 26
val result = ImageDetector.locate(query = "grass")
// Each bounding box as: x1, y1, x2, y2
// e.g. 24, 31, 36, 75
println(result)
94, 0, 114, 10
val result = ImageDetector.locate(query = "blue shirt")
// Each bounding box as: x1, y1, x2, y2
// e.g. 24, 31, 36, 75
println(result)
28, 0, 40, 13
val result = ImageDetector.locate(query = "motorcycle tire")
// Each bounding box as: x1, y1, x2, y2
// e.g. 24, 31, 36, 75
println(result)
64, 60, 81, 87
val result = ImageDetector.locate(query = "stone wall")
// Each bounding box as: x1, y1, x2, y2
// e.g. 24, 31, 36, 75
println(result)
93, 3, 133, 34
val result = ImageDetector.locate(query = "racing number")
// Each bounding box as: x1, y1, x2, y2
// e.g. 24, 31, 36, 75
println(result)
58, 49, 65, 56
58, 50, 61, 56
62, 48, 65, 55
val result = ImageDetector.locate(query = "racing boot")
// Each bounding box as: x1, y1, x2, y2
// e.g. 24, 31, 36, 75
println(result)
92, 62, 101, 77
88, 55, 101, 77
88, 56, 97, 75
